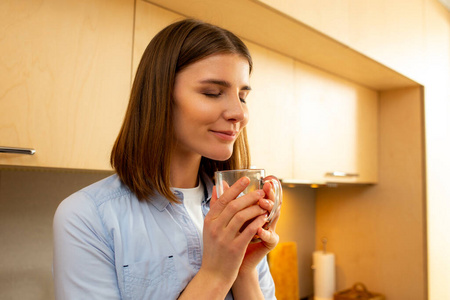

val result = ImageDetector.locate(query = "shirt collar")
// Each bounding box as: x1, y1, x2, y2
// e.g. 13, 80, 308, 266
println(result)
149, 192, 171, 212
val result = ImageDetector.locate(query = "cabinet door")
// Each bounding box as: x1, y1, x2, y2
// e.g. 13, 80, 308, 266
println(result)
0, 0, 133, 170
293, 61, 378, 183
245, 43, 295, 179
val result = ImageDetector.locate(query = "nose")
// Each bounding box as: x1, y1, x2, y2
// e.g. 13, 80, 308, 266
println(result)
223, 94, 247, 123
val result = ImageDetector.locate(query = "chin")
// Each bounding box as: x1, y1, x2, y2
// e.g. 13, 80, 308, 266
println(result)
203, 148, 234, 162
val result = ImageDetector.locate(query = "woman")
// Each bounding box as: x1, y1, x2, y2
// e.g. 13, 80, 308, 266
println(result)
53, 19, 279, 299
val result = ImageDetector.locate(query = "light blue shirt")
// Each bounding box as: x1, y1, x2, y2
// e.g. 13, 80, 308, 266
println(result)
53, 173, 276, 299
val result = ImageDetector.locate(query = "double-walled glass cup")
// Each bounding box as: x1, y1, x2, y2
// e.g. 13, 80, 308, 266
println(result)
215, 169, 282, 240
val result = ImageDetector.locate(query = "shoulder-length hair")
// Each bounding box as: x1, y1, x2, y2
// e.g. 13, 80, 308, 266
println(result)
111, 19, 252, 202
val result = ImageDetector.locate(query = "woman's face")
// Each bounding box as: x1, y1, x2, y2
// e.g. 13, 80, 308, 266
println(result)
172, 53, 251, 162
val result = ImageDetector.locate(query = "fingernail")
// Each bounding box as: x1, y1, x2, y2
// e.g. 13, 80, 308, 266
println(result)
240, 177, 250, 186
257, 190, 265, 197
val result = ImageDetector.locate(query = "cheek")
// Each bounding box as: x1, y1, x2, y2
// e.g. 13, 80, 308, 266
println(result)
184, 106, 213, 125
183, 101, 221, 125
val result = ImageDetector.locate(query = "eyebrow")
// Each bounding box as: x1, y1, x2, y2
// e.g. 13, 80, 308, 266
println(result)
199, 79, 252, 91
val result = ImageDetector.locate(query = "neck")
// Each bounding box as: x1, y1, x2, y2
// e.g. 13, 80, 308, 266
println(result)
170, 153, 202, 189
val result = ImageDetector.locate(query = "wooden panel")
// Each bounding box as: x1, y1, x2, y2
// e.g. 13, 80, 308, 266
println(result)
315, 87, 426, 299
256, 0, 351, 44
293, 61, 378, 183
0, 0, 133, 170
347, 0, 425, 83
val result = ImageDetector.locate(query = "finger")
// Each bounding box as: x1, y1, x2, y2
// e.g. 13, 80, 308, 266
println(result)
259, 182, 276, 216
216, 189, 265, 230
258, 198, 273, 211
257, 226, 279, 249
236, 213, 268, 245
208, 177, 250, 219
263, 181, 275, 201
225, 202, 267, 235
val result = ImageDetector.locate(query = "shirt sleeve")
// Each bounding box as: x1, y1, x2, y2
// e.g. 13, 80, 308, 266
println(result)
257, 256, 277, 299
53, 191, 121, 300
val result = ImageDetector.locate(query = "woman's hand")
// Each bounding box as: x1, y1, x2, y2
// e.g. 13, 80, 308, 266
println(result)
230, 181, 281, 300
236, 181, 281, 275
179, 177, 279, 300
200, 177, 269, 287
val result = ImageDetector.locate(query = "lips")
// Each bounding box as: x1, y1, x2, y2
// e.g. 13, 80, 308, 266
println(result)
210, 130, 238, 141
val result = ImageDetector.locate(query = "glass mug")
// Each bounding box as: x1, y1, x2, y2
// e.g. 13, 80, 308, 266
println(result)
214, 169, 282, 241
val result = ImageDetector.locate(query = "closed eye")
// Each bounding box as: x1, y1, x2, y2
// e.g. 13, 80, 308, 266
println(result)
203, 92, 222, 98
239, 92, 249, 104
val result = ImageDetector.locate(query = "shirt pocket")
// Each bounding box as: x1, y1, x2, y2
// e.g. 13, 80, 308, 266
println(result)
123, 255, 180, 300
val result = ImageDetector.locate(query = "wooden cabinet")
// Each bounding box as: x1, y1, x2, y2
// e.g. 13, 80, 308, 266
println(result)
244, 41, 378, 184
245, 43, 296, 179
292, 61, 378, 184
0, 0, 134, 170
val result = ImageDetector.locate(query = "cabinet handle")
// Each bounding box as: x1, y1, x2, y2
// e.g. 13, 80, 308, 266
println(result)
0, 146, 36, 155
325, 171, 359, 177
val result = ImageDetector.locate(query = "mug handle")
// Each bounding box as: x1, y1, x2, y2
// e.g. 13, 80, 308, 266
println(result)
262, 175, 282, 227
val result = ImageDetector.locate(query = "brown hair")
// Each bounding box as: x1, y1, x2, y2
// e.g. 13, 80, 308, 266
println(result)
111, 19, 252, 202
